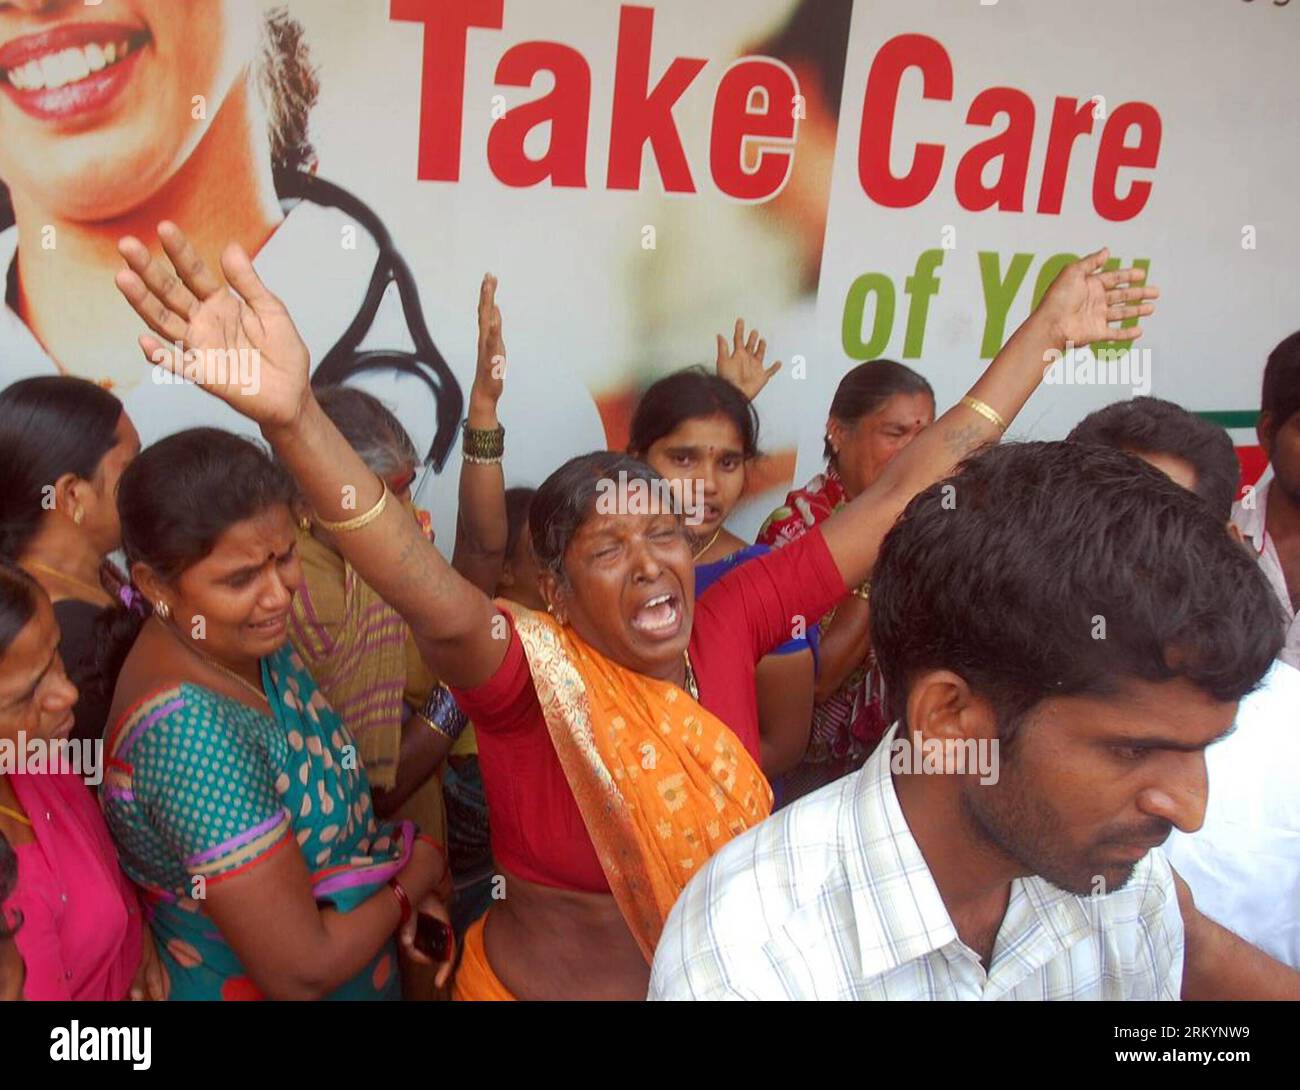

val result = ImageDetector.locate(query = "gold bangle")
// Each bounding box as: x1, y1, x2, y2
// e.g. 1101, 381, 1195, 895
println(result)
314, 479, 390, 533
960, 396, 1007, 433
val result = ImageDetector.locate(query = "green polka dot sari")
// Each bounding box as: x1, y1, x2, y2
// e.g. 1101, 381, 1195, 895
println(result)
102, 644, 410, 1000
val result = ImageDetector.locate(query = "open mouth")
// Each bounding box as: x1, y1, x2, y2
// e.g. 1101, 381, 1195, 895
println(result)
248, 613, 288, 637
630, 592, 683, 639
0, 24, 149, 121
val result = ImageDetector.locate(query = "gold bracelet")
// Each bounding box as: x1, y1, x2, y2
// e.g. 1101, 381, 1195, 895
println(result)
960, 396, 1007, 433
314, 479, 390, 533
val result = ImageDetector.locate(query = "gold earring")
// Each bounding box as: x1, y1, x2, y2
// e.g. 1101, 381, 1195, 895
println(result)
73, 507, 85, 526
154, 600, 171, 620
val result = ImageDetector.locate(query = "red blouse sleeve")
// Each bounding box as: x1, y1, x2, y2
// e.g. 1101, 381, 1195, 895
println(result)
696, 527, 847, 663
449, 610, 543, 735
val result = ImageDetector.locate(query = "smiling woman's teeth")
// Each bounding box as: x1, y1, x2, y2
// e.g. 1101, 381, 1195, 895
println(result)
6, 40, 133, 91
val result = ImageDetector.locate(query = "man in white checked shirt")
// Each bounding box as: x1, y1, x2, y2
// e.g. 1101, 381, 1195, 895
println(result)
650, 442, 1284, 1001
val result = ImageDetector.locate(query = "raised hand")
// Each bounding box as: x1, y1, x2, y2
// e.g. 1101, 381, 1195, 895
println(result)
1035, 248, 1159, 348
114, 221, 312, 431
473, 273, 506, 409
716, 318, 782, 401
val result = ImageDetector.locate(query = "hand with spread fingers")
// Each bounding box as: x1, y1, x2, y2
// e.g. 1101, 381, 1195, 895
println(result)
114, 221, 312, 432
716, 318, 782, 401
1036, 247, 1160, 348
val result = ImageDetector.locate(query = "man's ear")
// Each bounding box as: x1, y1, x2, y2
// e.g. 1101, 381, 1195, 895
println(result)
1226, 521, 1248, 548
905, 669, 997, 743
1256, 410, 1274, 456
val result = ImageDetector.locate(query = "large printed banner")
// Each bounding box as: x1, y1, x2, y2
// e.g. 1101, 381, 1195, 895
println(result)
1, 0, 1295, 542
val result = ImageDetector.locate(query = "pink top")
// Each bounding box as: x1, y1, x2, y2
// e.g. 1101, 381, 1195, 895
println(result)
3, 772, 143, 1000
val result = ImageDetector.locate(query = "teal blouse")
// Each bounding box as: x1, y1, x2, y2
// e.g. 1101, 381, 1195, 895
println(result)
102, 643, 410, 1000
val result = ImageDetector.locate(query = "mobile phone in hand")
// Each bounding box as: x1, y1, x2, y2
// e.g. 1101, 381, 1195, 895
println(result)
414, 913, 453, 962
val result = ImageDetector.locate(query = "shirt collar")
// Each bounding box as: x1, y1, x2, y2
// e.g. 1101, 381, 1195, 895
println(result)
842, 723, 1094, 990
1232, 478, 1271, 554
841, 723, 961, 978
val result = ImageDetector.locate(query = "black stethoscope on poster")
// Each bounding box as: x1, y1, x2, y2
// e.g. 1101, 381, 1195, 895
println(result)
1, 169, 465, 474
274, 167, 463, 474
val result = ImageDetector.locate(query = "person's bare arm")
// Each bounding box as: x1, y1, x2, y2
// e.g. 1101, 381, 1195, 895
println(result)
371, 705, 455, 820
450, 276, 509, 595
812, 597, 872, 704
818, 250, 1159, 588
114, 224, 507, 689
202, 835, 447, 1000
755, 648, 815, 776
1173, 865, 1300, 1000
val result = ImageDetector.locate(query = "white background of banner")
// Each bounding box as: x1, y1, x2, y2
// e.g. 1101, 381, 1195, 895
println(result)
797, 0, 1298, 489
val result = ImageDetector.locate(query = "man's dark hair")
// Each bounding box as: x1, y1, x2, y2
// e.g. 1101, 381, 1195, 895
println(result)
1262, 330, 1300, 431
871, 442, 1283, 732
1066, 397, 1240, 522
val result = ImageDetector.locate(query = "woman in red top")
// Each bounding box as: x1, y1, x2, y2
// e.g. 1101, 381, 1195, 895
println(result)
111, 223, 1156, 1000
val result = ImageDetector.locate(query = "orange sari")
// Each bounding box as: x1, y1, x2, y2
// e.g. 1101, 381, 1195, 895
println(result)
500, 601, 773, 960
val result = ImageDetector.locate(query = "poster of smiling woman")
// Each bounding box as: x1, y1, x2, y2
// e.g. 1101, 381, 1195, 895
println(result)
0, 0, 1295, 542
